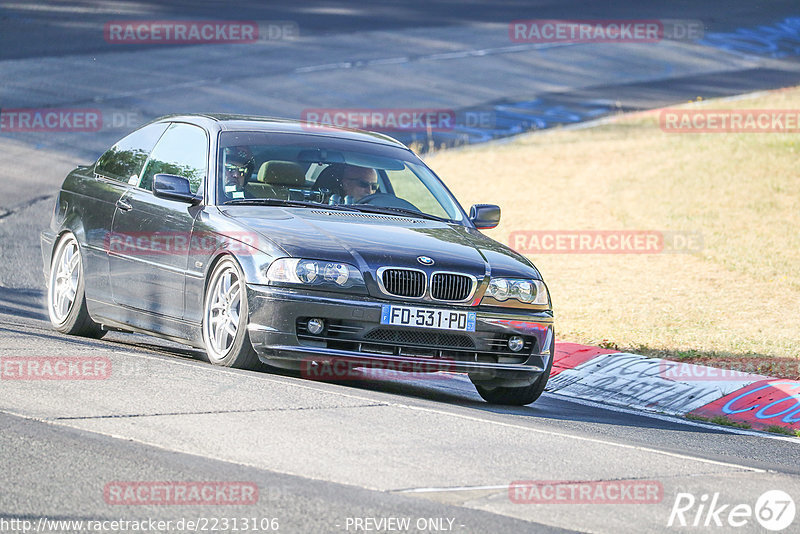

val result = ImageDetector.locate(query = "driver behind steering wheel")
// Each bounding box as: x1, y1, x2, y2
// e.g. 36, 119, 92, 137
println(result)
340, 164, 379, 203
222, 146, 255, 200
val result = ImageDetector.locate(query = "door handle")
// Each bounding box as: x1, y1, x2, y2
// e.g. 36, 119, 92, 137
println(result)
115, 199, 133, 212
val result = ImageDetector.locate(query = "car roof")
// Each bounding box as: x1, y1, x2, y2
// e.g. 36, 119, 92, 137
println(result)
153, 113, 407, 148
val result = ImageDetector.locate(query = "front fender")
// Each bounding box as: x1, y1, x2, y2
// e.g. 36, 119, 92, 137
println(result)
183, 210, 283, 324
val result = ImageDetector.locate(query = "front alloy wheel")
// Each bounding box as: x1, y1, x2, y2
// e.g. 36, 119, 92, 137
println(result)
202, 257, 259, 369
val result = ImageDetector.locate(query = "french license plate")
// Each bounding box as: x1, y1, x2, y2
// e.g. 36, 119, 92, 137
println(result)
380, 305, 476, 332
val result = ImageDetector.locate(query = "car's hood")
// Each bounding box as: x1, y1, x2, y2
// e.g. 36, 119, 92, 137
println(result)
221, 206, 541, 286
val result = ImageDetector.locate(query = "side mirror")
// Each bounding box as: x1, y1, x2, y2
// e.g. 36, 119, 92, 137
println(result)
153, 174, 200, 204
469, 204, 501, 229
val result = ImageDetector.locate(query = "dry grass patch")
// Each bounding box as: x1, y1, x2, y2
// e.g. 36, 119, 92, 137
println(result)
426, 88, 800, 370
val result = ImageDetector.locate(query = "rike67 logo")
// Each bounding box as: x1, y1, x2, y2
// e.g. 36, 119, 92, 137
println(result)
668, 490, 795, 531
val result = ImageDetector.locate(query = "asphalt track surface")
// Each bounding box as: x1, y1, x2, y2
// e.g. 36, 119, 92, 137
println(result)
1, 2, 800, 532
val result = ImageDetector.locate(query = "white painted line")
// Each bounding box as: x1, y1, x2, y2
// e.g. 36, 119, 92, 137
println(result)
0, 406, 391, 492
101, 350, 774, 471
397, 484, 508, 493
293, 41, 575, 74
366, 56, 410, 66
393, 403, 767, 473
396, 476, 677, 494
423, 51, 478, 61
16, 345, 793, 481
124, 342, 800, 445
293, 62, 354, 73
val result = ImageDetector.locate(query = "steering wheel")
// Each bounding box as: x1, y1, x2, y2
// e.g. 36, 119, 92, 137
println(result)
355, 192, 420, 211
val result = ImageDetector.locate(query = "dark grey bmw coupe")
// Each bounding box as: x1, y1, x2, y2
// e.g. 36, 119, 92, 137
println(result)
41, 114, 554, 405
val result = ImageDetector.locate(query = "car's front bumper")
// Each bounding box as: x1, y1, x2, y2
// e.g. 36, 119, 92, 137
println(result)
246, 285, 554, 386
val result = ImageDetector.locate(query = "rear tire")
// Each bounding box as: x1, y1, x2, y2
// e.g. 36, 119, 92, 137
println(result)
201, 256, 260, 369
472, 353, 554, 406
46, 232, 105, 338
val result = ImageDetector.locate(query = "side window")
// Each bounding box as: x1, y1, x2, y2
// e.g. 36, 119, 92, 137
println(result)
139, 123, 208, 194
94, 123, 168, 183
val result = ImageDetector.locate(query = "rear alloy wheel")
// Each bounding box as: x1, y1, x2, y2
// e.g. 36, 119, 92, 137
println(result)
202, 257, 260, 369
472, 354, 554, 406
46, 233, 104, 337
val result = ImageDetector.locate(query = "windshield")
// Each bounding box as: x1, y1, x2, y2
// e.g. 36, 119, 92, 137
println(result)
217, 131, 465, 222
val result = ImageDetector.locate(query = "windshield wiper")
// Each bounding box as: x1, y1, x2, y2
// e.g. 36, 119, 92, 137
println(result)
346, 205, 451, 222
224, 198, 354, 210
224, 199, 451, 222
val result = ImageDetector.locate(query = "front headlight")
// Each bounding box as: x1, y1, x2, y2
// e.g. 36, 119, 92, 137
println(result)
483, 278, 548, 305
266, 258, 365, 290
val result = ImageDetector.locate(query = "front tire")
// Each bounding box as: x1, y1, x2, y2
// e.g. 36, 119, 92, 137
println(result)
201, 257, 260, 369
472, 353, 554, 406
46, 232, 105, 338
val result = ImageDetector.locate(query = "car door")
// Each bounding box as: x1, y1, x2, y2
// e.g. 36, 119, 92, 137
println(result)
82, 122, 169, 302
109, 122, 208, 319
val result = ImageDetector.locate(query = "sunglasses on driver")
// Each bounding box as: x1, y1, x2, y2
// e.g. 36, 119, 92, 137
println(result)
344, 178, 379, 191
